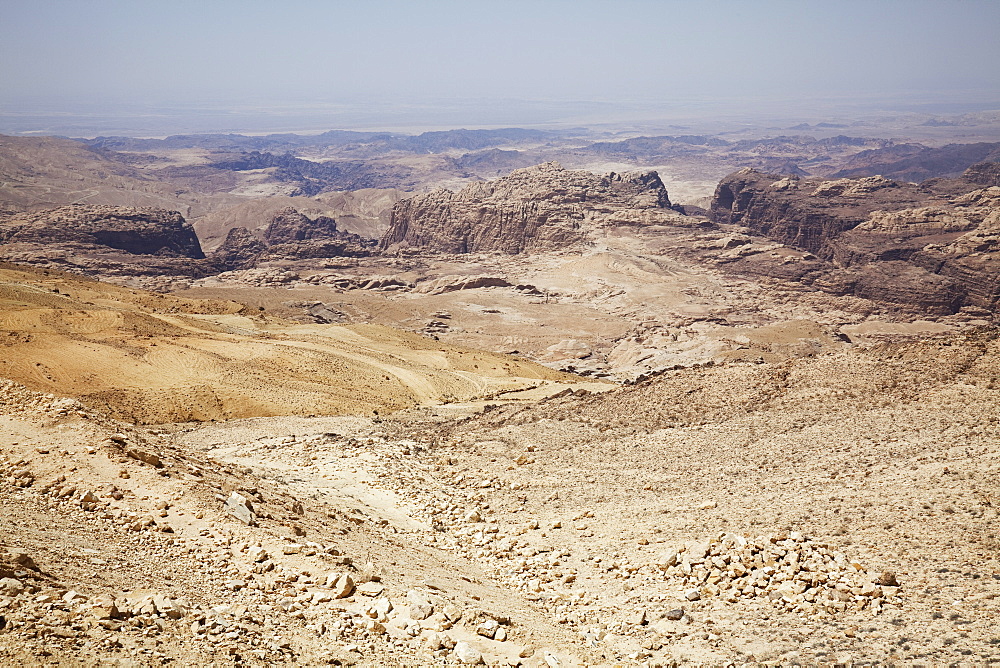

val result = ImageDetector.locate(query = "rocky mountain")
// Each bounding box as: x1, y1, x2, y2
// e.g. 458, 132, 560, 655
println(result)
207, 151, 417, 195
211, 207, 374, 271
380, 162, 681, 254
709, 167, 1000, 313
832, 142, 1000, 181
959, 160, 1000, 188
209, 226, 268, 272
0, 205, 211, 278
0, 205, 204, 257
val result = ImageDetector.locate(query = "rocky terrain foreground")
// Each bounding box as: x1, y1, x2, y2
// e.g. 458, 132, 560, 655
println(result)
2, 262, 1000, 666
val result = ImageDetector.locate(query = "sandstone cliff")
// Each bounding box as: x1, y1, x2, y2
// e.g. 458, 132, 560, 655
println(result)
0, 205, 204, 257
379, 162, 679, 254
708, 167, 1000, 313
0, 205, 211, 278
211, 207, 374, 271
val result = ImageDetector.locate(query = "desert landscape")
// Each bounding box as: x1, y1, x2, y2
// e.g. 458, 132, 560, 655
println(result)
1, 98, 1000, 667
4, 0, 1000, 661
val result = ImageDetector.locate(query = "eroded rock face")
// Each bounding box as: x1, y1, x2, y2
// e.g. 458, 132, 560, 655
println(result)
0, 205, 213, 278
211, 226, 267, 272
263, 207, 342, 245
709, 169, 929, 255
709, 167, 1000, 313
0, 205, 205, 258
963, 160, 1000, 188
210, 207, 375, 271
380, 162, 677, 254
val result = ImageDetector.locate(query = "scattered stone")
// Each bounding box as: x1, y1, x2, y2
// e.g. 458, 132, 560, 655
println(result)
330, 573, 355, 599
655, 550, 678, 570
661, 532, 902, 613
126, 448, 162, 467
247, 546, 269, 563
225, 492, 256, 525
63, 590, 88, 604
627, 608, 647, 625
876, 571, 899, 587
8, 550, 36, 570
453, 640, 484, 665
0, 578, 23, 597
441, 603, 463, 622
476, 618, 499, 638
409, 602, 434, 621
665, 608, 684, 621
356, 582, 385, 597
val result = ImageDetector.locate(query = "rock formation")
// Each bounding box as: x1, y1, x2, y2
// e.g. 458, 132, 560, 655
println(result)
0, 205, 210, 277
0, 205, 204, 257
211, 207, 374, 271
210, 226, 268, 271
263, 207, 342, 244
708, 167, 1000, 313
379, 162, 679, 254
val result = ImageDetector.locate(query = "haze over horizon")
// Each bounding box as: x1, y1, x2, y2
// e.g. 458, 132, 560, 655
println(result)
2, 0, 1000, 135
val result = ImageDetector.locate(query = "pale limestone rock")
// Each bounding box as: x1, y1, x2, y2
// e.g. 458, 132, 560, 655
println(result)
225, 492, 255, 525
476, 618, 499, 638
453, 640, 484, 665
330, 573, 354, 599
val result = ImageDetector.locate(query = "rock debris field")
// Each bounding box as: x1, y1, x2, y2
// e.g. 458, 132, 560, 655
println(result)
3, 324, 1000, 666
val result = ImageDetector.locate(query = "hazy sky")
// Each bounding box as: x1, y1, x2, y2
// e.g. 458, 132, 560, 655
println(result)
3, 0, 999, 104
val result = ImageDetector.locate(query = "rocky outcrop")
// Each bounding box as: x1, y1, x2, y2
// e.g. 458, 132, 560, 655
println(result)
413, 275, 513, 295
0, 205, 212, 278
963, 161, 1000, 188
831, 143, 1000, 182
709, 168, 1000, 313
0, 205, 204, 258
380, 162, 678, 254
210, 207, 374, 271
263, 208, 341, 244
210, 227, 267, 271
709, 169, 931, 255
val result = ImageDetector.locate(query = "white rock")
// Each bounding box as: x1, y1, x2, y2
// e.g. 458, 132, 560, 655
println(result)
655, 551, 678, 569
247, 546, 269, 563
225, 492, 255, 525
63, 590, 88, 604
476, 619, 499, 638
453, 640, 483, 664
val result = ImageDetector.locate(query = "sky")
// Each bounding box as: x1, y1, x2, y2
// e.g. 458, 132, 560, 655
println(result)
1, 0, 999, 131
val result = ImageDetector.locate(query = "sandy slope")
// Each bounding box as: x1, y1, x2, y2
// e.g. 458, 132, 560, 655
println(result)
0, 264, 596, 424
